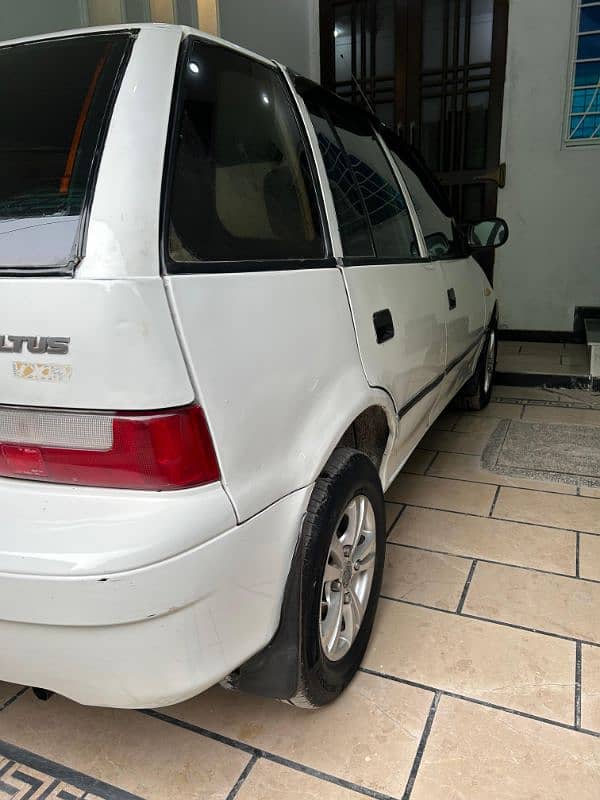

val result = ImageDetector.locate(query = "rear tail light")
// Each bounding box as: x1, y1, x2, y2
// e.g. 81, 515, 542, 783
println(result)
0, 404, 220, 490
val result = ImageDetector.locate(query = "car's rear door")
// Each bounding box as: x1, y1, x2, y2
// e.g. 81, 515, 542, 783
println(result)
384, 136, 487, 401
297, 83, 448, 463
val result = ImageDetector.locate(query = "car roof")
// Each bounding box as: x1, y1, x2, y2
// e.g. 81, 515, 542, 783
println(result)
0, 23, 276, 68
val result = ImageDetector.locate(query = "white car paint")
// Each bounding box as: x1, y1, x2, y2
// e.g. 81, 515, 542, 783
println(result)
0, 24, 496, 707
166, 269, 397, 521
0, 278, 193, 410
0, 485, 312, 708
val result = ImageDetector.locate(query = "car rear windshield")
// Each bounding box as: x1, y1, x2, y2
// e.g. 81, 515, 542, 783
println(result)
0, 32, 132, 274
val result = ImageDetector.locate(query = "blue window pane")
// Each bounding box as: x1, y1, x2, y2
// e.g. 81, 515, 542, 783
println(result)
570, 113, 600, 138
577, 33, 600, 59
572, 87, 600, 113
581, 6, 600, 33
575, 60, 600, 85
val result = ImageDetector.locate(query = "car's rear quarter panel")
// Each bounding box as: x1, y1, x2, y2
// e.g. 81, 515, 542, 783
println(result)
166, 268, 396, 521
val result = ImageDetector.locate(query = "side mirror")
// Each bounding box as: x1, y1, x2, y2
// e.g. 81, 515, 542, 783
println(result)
467, 218, 509, 249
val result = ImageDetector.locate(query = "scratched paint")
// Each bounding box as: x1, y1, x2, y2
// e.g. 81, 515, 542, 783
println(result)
12, 362, 73, 383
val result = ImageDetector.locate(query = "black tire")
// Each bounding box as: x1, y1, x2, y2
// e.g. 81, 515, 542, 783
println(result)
289, 447, 386, 708
453, 324, 497, 411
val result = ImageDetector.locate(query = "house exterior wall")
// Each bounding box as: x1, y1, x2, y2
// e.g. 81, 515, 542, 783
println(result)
0, 1, 217, 40
218, 0, 320, 79
0, 0, 85, 40
494, 0, 600, 333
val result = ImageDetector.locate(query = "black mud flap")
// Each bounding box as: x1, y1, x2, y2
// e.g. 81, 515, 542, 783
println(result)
231, 534, 304, 700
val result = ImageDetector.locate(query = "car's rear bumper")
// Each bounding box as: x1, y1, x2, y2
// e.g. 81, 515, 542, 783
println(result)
0, 481, 311, 708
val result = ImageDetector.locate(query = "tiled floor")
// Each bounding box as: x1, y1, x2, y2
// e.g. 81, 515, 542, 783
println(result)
3, 386, 600, 799
496, 340, 590, 376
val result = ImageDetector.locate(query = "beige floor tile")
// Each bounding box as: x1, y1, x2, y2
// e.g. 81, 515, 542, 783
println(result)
561, 350, 589, 365
580, 534, 600, 581
385, 501, 403, 532
236, 760, 366, 800
494, 487, 600, 534
464, 561, 600, 644
581, 485, 600, 498
364, 600, 574, 723
1, 692, 249, 800
581, 645, 600, 732
561, 355, 589, 372
402, 448, 436, 474
497, 354, 563, 370
522, 404, 600, 427
418, 429, 490, 456
166, 671, 433, 799
518, 342, 565, 357
410, 696, 600, 800
382, 545, 471, 610
564, 342, 588, 355
388, 506, 576, 575
493, 386, 599, 406
428, 451, 576, 495
497, 341, 522, 355
386, 474, 496, 516
475, 401, 523, 419
498, 356, 577, 375
554, 389, 600, 407
0, 682, 22, 706
493, 385, 551, 400
431, 411, 460, 431
452, 415, 500, 434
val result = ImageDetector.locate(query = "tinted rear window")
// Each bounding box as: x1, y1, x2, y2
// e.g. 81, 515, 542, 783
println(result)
166, 40, 325, 266
0, 33, 132, 273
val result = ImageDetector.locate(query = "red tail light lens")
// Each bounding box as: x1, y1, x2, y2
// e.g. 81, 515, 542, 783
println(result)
0, 404, 220, 490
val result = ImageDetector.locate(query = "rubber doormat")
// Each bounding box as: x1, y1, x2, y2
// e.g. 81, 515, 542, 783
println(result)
482, 419, 600, 488
0, 740, 143, 800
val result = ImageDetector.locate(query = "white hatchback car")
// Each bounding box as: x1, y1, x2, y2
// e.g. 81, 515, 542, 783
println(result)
0, 24, 507, 709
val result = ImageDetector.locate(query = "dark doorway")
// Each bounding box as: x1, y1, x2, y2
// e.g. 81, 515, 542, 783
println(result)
319, 0, 509, 280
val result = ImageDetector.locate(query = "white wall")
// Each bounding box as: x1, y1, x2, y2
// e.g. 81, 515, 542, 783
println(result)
495, 0, 600, 332
218, 0, 319, 79
0, 0, 212, 39
0, 0, 85, 40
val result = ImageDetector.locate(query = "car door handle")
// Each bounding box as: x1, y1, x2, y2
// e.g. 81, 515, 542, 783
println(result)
373, 309, 394, 343
447, 288, 457, 310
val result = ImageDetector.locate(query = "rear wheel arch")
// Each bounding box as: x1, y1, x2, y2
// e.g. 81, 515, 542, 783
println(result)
328, 403, 395, 484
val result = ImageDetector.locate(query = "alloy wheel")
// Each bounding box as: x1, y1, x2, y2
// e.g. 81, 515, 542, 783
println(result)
319, 495, 377, 662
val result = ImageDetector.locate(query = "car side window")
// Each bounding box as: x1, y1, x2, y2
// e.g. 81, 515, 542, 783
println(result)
300, 86, 419, 261
167, 41, 325, 265
383, 134, 466, 260
303, 102, 374, 257
329, 109, 419, 260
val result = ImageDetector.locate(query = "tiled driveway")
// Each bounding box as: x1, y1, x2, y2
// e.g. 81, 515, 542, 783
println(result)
2, 386, 600, 799
496, 340, 590, 376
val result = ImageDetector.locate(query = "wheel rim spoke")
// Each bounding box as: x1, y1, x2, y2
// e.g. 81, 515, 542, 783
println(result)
322, 588, 344, 657
323, 559, 341, 584
319, 494, 378, 662
348, 585, 363, 636
353, 528, 376, 571
350, 496, 367, 553
328, 529, 345, 564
